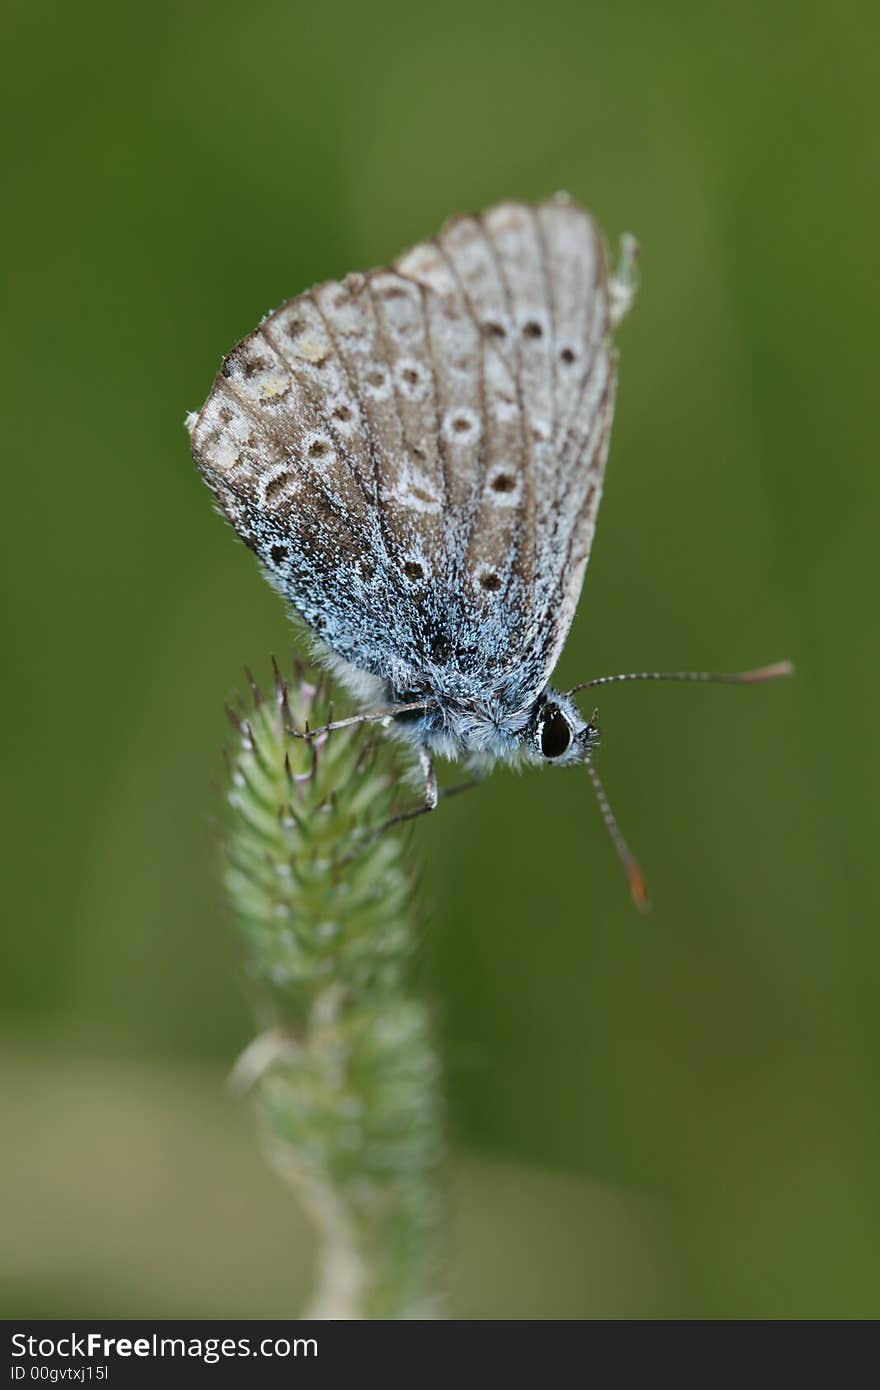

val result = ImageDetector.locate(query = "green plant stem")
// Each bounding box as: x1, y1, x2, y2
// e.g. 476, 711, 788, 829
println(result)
223, 659, 443, 1318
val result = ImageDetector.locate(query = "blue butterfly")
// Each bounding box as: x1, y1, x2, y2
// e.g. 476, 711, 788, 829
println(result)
189, 196, 791, 906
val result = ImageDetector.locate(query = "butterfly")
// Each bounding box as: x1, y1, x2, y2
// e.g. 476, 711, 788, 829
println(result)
188, 195, 792, 907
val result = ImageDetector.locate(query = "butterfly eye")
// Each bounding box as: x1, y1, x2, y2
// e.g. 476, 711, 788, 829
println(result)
539, 706, 571, 759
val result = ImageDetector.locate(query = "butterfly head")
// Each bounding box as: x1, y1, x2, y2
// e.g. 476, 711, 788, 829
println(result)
527, 690, 599, 767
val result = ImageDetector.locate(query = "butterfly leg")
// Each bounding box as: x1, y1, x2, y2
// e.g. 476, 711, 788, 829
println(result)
294, 699, 432, 740
378, 748, 438, 832
344, 754, 480, 859
339, 752, 436, 862
439, 771, 484, 803
374, 756, 483, 837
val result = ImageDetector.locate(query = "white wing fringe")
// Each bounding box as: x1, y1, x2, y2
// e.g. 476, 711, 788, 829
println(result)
610, 233, 639, 328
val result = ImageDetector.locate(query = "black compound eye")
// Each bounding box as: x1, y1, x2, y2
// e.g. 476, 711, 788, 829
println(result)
540, 706, 571, 759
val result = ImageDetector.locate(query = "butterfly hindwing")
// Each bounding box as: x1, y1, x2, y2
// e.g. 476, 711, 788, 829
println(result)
427, 197, 617, 701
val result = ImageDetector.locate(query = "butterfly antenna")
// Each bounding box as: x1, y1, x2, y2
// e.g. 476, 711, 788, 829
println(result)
585, 760, 650, 913
568, 660, 794, 696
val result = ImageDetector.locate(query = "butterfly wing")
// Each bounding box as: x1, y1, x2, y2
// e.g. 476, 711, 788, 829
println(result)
189, 196, 624, 705
398, 196, 621, 708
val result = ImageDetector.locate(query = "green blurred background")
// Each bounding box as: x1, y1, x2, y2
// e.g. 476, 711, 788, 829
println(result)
3, 0, 878, 1318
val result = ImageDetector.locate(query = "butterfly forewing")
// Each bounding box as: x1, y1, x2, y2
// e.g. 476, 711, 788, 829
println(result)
190, 195, 621, 707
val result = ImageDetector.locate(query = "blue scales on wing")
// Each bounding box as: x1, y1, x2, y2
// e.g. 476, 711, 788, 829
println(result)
189, 196, 627, 712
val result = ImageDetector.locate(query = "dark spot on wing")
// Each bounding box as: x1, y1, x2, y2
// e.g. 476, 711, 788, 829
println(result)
263, 473, 291, 504
491, 472, 515, 493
